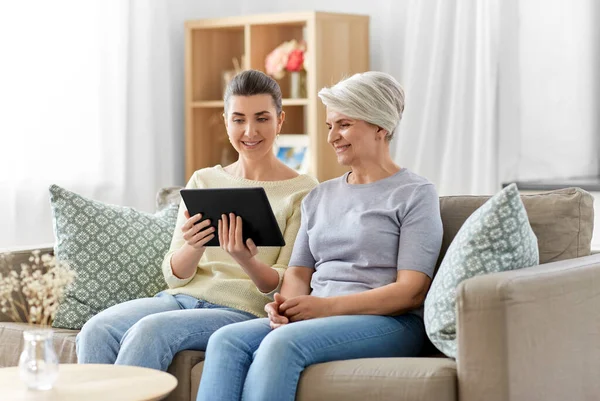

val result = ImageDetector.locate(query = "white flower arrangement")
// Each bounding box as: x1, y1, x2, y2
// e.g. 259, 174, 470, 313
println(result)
0, 251, 75, 326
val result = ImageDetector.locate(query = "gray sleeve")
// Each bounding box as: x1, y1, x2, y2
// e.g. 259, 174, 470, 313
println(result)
288, 200, 316, 268
396, 184, 443, 278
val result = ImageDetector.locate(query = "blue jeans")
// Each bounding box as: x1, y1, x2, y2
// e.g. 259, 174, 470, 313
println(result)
76, 291, 256, 370
196, 313, 425, 401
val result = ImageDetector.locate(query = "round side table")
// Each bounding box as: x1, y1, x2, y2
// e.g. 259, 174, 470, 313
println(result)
0, 364, 177, 401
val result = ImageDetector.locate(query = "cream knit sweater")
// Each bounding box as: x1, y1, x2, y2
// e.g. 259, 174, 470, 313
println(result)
161, 165, 318, 317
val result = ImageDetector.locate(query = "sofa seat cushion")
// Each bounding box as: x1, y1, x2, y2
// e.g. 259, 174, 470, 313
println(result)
0, 322, 78, 367
190, 361, 205, 401
189, 358, 456, 401
165, 350, 205, 401
294, 357, 457, 401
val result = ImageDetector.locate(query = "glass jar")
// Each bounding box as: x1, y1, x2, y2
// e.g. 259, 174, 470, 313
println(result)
18, 329, 59, 390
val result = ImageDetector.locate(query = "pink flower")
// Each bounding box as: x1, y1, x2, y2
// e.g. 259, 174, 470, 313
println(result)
286, 49, 304, 72
265, 40, 307, 79
265, 47, 288, 79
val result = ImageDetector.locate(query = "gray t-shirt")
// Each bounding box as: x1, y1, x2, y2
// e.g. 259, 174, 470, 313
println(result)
289, 168, 443, 315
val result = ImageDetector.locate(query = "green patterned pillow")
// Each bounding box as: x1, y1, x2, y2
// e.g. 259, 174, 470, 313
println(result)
424, 184, 539, 358
49, 185, 178, 330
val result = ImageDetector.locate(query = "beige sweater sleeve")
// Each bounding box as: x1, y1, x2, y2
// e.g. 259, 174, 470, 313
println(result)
161, 175, 198, 289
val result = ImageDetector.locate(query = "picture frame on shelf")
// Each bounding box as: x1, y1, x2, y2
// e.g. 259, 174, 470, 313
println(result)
274, 134, 309, 174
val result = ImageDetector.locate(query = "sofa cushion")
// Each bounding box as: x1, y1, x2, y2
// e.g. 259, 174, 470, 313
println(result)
437, 187, 594, 268
294, 357, 457, 401
189, 358, 457, 401
164, 350, 205, 401
156, 186, 183, 211
190, 360, 205, 401
425, 184, 539, 358
49, 185, 178, 330
0, 322, 78, 367
188, 357, 457, 401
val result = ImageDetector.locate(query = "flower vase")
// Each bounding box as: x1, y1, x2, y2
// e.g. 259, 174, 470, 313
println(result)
18, 329, 59, 390
289, 71, 307, 99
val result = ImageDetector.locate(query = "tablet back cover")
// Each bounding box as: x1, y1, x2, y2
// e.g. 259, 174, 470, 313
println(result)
180, 187, 285, 247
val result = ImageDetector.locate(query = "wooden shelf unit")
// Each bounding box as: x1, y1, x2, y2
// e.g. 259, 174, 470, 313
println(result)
184, 12, 370, 182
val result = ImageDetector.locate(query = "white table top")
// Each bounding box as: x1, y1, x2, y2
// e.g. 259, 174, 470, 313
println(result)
0, 364, 177, 401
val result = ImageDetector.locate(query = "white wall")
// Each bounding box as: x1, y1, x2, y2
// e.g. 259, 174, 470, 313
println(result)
499, 0, 600, 183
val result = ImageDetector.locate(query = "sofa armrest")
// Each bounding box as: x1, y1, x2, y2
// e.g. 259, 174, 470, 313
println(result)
0, 244, 54, 256
456, 254, 600, 401
0, 245, 54, 323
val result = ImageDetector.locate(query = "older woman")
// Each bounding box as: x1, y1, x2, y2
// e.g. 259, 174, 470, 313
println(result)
196, 71, 444, 401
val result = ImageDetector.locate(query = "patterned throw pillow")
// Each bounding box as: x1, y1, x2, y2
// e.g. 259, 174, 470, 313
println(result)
49, 185, 178, 330
424, 184, 539, 358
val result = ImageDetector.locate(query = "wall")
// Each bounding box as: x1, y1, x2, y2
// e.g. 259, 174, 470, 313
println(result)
499, 0, 600, 183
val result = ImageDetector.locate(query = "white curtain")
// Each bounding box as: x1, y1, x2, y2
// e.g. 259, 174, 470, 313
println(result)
390, 0, 500, 196
0, 0, 181, 248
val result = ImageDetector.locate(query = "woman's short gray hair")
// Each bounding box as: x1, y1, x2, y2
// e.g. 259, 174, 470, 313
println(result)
318, 71, 405, 141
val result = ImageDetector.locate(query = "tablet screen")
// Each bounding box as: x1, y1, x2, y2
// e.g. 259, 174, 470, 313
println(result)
180, 187, 285, 247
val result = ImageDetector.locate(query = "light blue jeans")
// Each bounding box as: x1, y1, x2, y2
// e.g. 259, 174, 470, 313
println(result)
76, 291, 256, 370
196, 313, 425, 401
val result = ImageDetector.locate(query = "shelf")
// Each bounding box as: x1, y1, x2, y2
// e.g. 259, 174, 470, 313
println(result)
191, 100, 224, 108
185, 12, 369, 181
185, 12, 315, 29
282, 98, 309, 106
191, 98, 309, 109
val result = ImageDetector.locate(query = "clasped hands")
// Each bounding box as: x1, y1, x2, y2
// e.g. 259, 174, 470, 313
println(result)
265, 293, 331, 329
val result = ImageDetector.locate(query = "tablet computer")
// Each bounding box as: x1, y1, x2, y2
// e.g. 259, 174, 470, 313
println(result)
179, 187, 285, 247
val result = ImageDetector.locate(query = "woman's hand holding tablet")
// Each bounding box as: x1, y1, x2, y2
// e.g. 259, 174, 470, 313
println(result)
218, 213, 259, 265
181, 210, 216, 250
